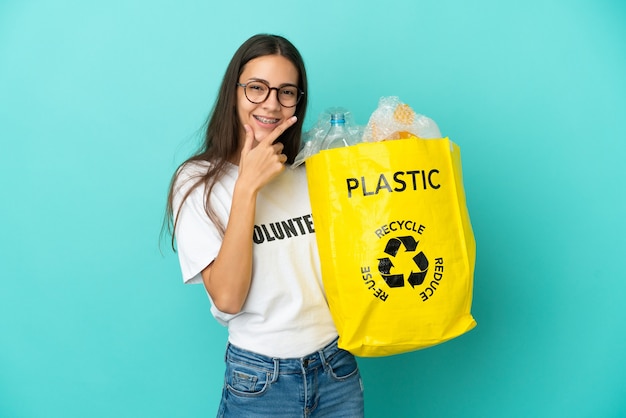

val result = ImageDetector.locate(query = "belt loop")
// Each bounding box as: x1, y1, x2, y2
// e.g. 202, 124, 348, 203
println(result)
325, 337, 339, 357
271, 358, 280, 383
318, 345, 329, 371
323, 337, 340, 368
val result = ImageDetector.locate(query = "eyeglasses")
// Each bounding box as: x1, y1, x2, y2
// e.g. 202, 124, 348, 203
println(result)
236, 80, 304, 108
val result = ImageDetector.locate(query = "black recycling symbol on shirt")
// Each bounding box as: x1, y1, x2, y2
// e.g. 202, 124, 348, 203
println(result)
378, 236, 429, 288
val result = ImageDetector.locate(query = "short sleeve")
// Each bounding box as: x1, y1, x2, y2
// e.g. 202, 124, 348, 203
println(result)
171, 162, 240, 325
172, 163, 223, 284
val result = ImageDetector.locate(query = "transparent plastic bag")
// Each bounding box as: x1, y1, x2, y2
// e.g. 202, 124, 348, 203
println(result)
292, 98, 442, 168
362, 96, 442, 142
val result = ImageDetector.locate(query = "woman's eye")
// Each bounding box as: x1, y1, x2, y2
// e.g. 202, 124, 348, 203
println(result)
249, 84, 266, 92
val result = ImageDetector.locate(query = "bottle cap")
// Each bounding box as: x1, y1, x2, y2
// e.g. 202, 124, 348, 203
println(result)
330, 113, 346, 124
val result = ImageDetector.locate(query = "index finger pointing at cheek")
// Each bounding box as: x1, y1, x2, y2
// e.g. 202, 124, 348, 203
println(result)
262, 116, 298, 144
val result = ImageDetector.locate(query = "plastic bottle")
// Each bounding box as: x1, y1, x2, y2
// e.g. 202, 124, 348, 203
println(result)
320, 113, 353, 150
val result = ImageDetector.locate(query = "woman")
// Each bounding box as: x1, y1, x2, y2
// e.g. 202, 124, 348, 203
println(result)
165, 34, 364, 417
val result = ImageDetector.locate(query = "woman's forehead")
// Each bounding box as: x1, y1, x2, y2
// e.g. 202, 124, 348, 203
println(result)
240, 55, 298, 84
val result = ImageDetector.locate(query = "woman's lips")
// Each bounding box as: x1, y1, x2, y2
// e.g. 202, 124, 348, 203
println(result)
254, 115, 280, 125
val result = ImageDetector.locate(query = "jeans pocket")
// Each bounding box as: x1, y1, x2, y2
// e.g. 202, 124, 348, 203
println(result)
225, 362, 271, 397
326, 349, 360, 381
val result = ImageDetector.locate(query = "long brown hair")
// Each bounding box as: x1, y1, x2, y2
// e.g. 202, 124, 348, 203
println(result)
163, 34, 308, 250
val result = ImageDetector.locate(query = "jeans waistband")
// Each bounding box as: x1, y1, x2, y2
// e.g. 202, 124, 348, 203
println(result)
225, 337, 341, 374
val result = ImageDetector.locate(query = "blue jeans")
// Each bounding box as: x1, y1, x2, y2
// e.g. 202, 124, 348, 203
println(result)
217, 338, 364, 417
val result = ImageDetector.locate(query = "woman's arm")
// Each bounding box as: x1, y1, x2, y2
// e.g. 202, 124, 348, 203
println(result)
200, 117, 297, 314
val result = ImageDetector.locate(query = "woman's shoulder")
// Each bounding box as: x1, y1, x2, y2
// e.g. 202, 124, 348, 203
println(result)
171, 160, 212, 196
173, 159, 239, 196
176, 159, 211, 179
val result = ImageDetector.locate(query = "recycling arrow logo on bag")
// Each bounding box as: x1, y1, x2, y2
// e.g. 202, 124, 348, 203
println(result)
377, 236, 429, 288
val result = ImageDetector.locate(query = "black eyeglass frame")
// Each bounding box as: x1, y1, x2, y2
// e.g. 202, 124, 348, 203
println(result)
236, 81, 304, 108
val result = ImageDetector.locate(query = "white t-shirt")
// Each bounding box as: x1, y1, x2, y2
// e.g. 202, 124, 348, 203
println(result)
173, 161, 338, 358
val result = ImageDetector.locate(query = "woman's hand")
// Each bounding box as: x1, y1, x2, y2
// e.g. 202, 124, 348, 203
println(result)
237, 116, 297, 192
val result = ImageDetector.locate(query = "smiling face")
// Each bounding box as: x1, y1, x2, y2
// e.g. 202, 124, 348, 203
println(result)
236, 54, 299, 144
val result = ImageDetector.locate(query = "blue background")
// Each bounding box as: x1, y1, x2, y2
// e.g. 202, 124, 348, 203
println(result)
1, 0, 625, 417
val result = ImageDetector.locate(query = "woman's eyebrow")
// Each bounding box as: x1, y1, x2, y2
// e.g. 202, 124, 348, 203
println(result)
244, 77, 298, 87
245, 77, 269, 83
